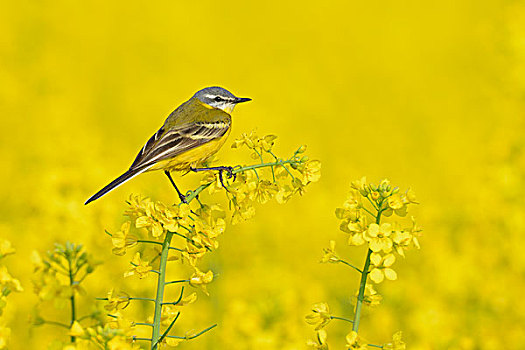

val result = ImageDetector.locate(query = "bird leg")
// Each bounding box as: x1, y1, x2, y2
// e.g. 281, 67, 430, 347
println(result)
190, 166, 235, 189
164, 170, 187, 204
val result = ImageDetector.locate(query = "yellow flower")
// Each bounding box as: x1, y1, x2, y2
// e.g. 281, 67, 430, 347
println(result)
231, 200, 256, 224
136, 214, 164, 238
108, 336, 136, 350
306, 329, 329, 349
0, 240, 15, 259
164, 337, 184, 347
346, 331, 368, 349
0, 266, 23, 292
104, 288, 130, 311
391, 227, 413, 257
124, 194, 150, 218
275, 184, 293, 204
300, 160, 322, 184
161, 305, 181, 326
69, 321, 85, 337
383, 331, 406, 350
362, 284, 382, 307
249, 180, 278, 204
305, 302, 331, 330
106, 312, 135, 336
124, 253, 151, 279
369, 253, 397, 283
382, 193, 408, 217
336, 190, 362, 224
189, 268, 214, 295
410, 216, 423, 249
111, 221, 138, 256
260, 134, 278, 151
0, 325, 10, 349
320, 241, 339, 263
231, 130, 259, 149
365, 223, 393, 253
351, 176, 369, 197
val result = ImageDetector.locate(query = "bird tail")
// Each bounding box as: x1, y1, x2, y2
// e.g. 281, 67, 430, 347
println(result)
84, 166, 151, 205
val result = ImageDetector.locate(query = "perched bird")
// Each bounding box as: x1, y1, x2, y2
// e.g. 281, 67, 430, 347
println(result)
85, 86, 251, 205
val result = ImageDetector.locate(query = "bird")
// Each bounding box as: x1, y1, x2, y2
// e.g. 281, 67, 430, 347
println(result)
85, 86, 251, 205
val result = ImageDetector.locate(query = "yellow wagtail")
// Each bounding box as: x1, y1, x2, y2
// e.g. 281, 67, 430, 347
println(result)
85, 86, 251, 205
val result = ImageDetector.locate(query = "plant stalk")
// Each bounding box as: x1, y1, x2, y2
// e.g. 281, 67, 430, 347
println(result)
352, 209, 382, 332
151, 231, 173, 349
68, 257, 76, 343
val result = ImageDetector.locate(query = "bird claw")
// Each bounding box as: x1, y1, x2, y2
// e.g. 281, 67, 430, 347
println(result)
218, 167, 235, 189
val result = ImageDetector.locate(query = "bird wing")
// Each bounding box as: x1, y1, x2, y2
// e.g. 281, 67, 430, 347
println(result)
128, 119, 231, 171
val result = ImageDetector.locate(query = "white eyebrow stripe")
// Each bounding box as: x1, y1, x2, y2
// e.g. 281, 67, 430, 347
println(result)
204, 94, 235, 102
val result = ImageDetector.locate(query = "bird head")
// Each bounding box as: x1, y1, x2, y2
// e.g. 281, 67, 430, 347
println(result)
193, 86, 251, 113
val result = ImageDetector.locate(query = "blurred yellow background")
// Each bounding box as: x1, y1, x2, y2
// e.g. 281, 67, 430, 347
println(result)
1, 0, 525, 348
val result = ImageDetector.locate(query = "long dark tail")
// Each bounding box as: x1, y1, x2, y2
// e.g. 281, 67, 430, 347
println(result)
84, 166, 150, 205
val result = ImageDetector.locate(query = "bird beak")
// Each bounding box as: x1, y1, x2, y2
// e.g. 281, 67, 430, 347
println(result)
234, 97, 252, 104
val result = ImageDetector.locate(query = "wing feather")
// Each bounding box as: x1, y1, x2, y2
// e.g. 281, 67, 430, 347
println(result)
128, 120, 230, 171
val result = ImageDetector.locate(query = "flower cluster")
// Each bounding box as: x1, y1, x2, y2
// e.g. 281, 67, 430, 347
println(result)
103, 131, 320, 349
0, 239, 22, 349
307, 178, 419, 349
32, 242, 99, 309
336, 178, 421, 283
29, 242, 137, 349
200, 130, 321, 224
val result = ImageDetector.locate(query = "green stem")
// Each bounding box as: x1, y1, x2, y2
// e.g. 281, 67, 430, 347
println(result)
330, 315, 354, 323
184, 160, 298, 203
68, 257, 76, 343
151, 231, 173, 349
352, 209, 382, 333
43, 320, 70, 329
338, 259, 362, 273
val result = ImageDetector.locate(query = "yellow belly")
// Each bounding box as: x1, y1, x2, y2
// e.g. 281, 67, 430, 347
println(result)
148, 130, 231, 172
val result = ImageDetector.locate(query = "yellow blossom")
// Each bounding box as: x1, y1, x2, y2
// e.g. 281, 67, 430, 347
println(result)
300, 160, 322, 184
124, 253, 151, 279
383, 331, 406, 350
351, 176, 369, 197
69, 321, 85, 337
0, 266, 23, 292
305, 302, 331, 330
320, 241, 339, 263
275, 184, 293, 204
346, 331, 368, 349
0, 325, 10, 349
365, 223, 393, 253
306, 329, 329, 349
382, 193, 408, 217
231, 200, 256, 224
108, 336, 136, 350
0, 240, 15, 259
111, 221, 138, 256
164, 337, 184, 347
104, 288, 130, 311
391, 227, 413, 257
369, 253, 397, 283
136, 214, 164, 238
249, 180, 278, 204
189, 268, 214, 295
231, 130, 259, 149
362, 284, 382, 307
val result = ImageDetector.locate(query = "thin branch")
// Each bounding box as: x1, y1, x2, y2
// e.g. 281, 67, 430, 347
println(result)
154, 312, 180, 346
165, 279, 190, 285
338, 259, 363, 273
165, 324, 217, 340
162, 286, 185, 305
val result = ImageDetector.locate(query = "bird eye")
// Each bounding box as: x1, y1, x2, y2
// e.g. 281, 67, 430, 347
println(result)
214, 96, 222, 102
